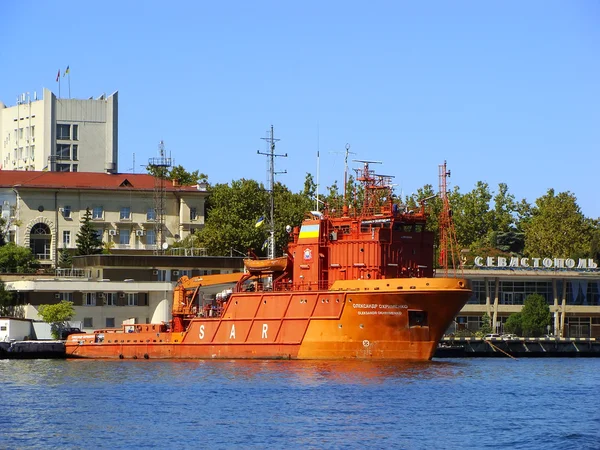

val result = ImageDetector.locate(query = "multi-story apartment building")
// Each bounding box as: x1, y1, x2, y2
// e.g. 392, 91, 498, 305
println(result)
0, 88, 118, 173
0, 171, 207, 266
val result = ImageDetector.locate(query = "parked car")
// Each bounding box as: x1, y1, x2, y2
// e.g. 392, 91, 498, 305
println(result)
502, 334, 518, 340
59, 328, 82, 340
483, 333, 501, 339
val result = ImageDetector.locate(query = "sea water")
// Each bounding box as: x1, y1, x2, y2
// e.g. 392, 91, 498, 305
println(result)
1, 358, 599, 449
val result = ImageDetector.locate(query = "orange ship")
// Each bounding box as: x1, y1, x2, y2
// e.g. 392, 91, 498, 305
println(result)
66, 161, 471, 360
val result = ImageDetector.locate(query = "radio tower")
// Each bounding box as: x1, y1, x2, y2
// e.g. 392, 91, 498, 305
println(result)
148, 141, 172, 255
438, 161, 461, 277
258, 125, 287, 259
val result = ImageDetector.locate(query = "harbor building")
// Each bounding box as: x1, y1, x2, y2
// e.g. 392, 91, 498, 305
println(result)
0, 171, 208, 266
0, 88, 118, 173
448, 255, 600, 339
2, 254, 244, 332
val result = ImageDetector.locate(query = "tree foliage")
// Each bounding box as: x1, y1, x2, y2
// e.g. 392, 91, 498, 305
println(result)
0, 217, 6, 247
477, 313, 493, 337
199, 179, 269, 256
76, 208, 103, 256
0, 281, 17, 316
503, 294, 551, 337
38, 301, 75, 339
0, 243, 38, 273
198, 179, 312, 257
147, 164, 208, 186
523, 189, 592, 258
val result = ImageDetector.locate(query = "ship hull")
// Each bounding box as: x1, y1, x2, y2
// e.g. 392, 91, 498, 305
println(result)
66, 278, 471, 361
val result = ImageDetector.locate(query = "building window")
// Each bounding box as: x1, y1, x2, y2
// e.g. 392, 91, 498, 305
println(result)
85, 293, 96, 306
146, 229, 156, 245
127, 293, 138, 306
83, 317, 93, 328
31, 125, 35, 139
62, 205, 71, 218
56, 143, 70, 159
92, 207, 103, 220
156, 270, 167, 282
120, 207, 131, 220
72, 144, 78, 160
72, 164, 78, 172
190, 207, 197, 221
105, 293, 117, 306
106, 317, 115, 328
62, 230, 71, 246
57, 124, 70, 140
57, 163, 71, 172
72, 124, 78, 141
119, 230, 130, 245
57, 292, 73, 302
146, 208, 156, 221
93, 229, 103, 240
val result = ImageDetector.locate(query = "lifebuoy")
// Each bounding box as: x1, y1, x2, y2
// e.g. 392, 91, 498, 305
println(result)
118, 354, 124, 359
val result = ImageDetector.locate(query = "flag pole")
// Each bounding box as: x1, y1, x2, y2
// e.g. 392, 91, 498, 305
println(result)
68, 71, 71, 98
57, 69, 61, 98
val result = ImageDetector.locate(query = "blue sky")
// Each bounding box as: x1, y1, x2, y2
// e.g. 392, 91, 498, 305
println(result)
1, 1, 599, 218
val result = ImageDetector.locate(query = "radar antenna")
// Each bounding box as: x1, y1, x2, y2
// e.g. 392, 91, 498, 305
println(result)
257, 126, 287, 259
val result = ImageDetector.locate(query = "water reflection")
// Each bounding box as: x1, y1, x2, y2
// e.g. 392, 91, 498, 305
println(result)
0, 358, 467, 388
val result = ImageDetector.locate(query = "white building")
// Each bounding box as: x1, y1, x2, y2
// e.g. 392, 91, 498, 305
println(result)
0, 171, 208, 265
0, 88, 118, 173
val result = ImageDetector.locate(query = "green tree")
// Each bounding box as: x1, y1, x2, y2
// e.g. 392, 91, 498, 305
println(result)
37, 301, 75, 339
520, 294, 552, 337
0, 243, 38, 273
452, 181, 494, 249
199, 179, 269, 256
58, 247, 73, 268
491, 183, 516, 233
0, 217, 6, 247
76, 208, 103, 256
504, 313, 522, 336
523, 189, 592, 258
477, 313, 493, 337
0, 281, 18, 316
147, 164, 208, 186
169, 165, 208, 186
503, 294, 551, 337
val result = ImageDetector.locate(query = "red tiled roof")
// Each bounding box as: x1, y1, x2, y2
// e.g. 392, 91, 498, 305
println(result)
0, 170, 204, 192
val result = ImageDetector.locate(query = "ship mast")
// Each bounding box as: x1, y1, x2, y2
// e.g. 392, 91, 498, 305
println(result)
438, 161, 461, 277
258, 125, 286, 259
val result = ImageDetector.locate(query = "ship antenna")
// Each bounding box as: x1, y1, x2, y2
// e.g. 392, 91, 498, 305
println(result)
438, 160, 462, 277
258, 125, 287, 259
330, 144, 356, 214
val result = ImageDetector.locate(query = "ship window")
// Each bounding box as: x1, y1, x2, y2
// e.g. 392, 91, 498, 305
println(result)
409, 310, 428, 327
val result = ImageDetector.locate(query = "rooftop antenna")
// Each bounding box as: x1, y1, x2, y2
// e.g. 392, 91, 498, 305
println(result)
148, 141, 172, 255
258, 125, 287, 259
316, 123, 319, 212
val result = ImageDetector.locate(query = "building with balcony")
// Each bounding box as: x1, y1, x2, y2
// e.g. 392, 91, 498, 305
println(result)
0, 170, 208, 265
0, 88, 118, 173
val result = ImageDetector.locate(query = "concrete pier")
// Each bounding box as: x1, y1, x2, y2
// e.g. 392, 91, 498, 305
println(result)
435, 336, 600, 358
0, 341, 66, 359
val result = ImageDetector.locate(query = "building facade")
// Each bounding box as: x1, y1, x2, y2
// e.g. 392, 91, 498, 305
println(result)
450, 256, 600, 339
0, 171, 208, 265
0, 88, 118, 173
2, 254, 244, 332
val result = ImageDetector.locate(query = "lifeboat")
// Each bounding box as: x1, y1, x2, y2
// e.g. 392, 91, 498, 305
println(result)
243, 256, 288, 273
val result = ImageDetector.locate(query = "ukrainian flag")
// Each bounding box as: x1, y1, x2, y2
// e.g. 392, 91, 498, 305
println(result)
255, 216, 265, 228
299, 224, 320, 240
